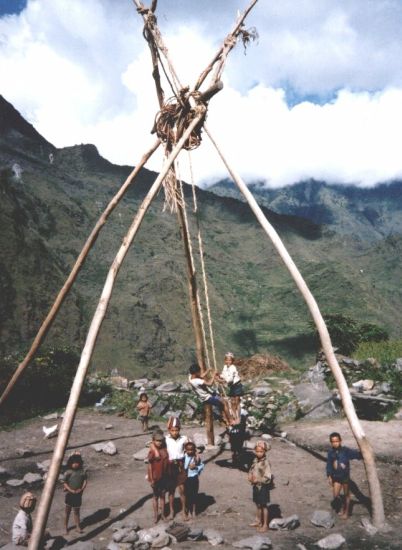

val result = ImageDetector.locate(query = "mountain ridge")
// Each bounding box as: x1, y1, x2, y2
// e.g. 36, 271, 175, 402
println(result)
0, 96, 401, 376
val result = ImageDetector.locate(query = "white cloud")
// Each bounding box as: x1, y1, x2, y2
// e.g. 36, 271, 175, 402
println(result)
1, 0, 402, 187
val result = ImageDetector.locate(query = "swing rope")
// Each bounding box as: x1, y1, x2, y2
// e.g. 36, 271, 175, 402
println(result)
188, 152, 218, 373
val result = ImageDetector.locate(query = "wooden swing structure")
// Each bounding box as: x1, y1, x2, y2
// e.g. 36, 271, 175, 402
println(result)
0, 1, 387, 546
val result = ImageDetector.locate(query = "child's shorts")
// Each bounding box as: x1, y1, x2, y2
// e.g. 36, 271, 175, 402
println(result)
207, 395, 222, 408
252, 484, 270, 506
139, 415, 148, 424
152, 478, 167, 497
65, 492, 82, 508
228, 382, 244, 397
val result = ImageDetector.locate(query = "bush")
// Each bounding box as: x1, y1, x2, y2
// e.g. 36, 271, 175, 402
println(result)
0, 346, 105, 425
354, 339, 402, 367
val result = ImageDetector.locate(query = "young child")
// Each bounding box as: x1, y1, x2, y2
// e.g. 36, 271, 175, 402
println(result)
184, 441, 204, 519
228, 409, 247, 468
326, 432, 362, 519
165, 416, 188, 520
63, 451, 87, 535
12, 492, 37, 546
188, 364, 233, 426
147, 430, 169, 523
137, 392, 152, 432
217, 352, 244, 416
248, 441, 272, 532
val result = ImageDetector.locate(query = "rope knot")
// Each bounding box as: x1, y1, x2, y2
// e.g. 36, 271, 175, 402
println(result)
154, 96, 206, 151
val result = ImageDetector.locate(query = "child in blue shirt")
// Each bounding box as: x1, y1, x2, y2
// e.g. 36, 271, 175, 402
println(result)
326, 432, 362, 519
183, 441, 204, 520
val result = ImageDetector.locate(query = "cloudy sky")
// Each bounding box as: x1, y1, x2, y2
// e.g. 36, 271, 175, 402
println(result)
1, 0, 402, 187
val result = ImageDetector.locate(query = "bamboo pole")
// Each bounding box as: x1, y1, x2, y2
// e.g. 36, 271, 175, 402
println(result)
206, 126, 386, 529
176, 199, 208, 374
0, 139, 161, 409
28, 111, 205, 550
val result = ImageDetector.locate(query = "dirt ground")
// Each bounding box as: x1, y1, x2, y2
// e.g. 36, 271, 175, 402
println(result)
1, 410, 402, 549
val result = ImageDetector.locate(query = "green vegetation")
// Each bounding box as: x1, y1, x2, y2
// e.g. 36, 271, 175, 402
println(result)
354, 339, 402, 368
309, 314, 389, 356
0, 347, 111, 425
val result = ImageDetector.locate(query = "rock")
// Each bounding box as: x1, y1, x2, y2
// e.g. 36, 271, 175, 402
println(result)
37, 459, 52, 472
269, 514, 300, 530
42, 424, 59, 438
92, 443, 106, 452
16, 448, 33, 457
379, 382, 391, 393
203, 528, 224, 545
163, 410, 182, 420
152, 400, 170, 417
252, 386, 273, 397
110, 375, 129, 389
184, 403, 196, 419
352, 379, 375, 392
133, 448, 149, 461
43, 412, 59, 420
0, 466, 8, 476
394, 407, 402, 420
105, 424, 114, 429
360, 517, 377, 536
67, 542, 96, 550
151, 533, 170, 548
395, 358, 402, 372
292, 381, 336, 419
107, 543, 120, 550
315, 533, 346, 549
134, 543, 151, 550
187, 528, 203, 541
310, 510, 334, 529
233, 535, 272, 549
113, 528, 131, 542
6, 479, 25, 487
156, 382, 180, 392
137, 529, 155, 544
112, 520, 140, 532
23, 472, 42, 484
108, 543, 131, 550
261, 434, 272, 441
103, 441, 118, 455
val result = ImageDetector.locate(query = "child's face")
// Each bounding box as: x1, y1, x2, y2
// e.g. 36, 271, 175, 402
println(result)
330, 436, 342, 449
153, 439, 163, 447
169, 427, 180, 439
185, 445, 195, 456
224, 356, 233, 365
71, 461, 81, 469
254, 446, 266, 459
141, 395, 147, 401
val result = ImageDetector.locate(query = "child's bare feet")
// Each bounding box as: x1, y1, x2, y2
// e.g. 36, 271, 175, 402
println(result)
257, 526, 268, 532
76, 527, 84, 533
249, 521, 261, 527
340, 513, 349, 519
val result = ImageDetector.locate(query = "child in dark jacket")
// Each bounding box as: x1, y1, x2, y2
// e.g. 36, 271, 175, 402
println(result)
326, 432, 362, 519
148, 430, 169, 523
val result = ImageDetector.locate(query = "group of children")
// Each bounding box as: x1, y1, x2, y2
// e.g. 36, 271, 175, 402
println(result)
147, 416, 204, 523
11, 350, 363, 545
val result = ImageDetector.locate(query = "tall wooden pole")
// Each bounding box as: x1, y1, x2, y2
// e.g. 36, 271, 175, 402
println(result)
176, 201, 208, 375
0, 139, 161, 409
206, 127, 386, 529
28, 112, 205, 550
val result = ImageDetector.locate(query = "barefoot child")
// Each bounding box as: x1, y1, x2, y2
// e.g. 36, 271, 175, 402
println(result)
184, 441, 204, 519
12, 492, 37, 546
165, 416, 188, 520
63, 451, 87, 535
248, 441, 272, 532
137, 392, 152, 432
148, 431, 169, 523
326, 432, 362, 519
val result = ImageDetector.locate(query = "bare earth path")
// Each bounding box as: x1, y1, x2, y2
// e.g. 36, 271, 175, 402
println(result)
1, 410, 401, 549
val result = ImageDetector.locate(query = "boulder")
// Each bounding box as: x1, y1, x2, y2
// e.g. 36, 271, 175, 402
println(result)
103, 441, 118, 455
232, 535, 272, 549
203, 528, 224, 545
151, 532, 170, 548
292, 381, 336, 419
133, 448, 149, 461
252, 386, 273, 397
152, 400, 170, 417
16, 448, 33, 457
315, 533, 346, 549
156, 382, 180, 393
360, 517, 377, 536
37, 460, 52, 472
310, 510, 334, 529
6, 479, 25, 487
269, 514, 300, 530
352, 379, 375, 392
23, 472, 42, 484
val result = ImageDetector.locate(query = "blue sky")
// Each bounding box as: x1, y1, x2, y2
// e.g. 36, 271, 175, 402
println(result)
1, 0, 402, 187
0, 0, 26, 16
